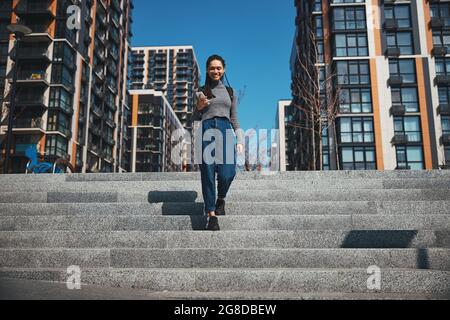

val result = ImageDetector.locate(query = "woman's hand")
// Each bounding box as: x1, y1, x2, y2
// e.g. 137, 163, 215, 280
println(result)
197, 93, 210, 111
237, 143, 244, 154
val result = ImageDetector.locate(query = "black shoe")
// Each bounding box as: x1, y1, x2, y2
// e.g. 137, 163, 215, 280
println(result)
215, 199, 226, 216
206, 216, 220, 231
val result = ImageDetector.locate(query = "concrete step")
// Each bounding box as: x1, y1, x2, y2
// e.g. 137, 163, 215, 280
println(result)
0, 248, 449, 269
2, 278, 449, 300
2, 171, 450, 184
1, 268, 449, 295
1, 214, 450, 231
1, 201, 449, 217
1, 230, 448, 249
2, 178, 450, 192
1, 189, 450, 203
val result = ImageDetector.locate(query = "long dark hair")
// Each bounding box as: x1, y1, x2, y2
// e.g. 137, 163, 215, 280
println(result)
203, 54, 231, 99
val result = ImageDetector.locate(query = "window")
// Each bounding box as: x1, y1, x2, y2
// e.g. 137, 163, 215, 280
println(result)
438, 87, 450, 105
391, 87, 419, 112
333, 7, 366, 31
51, 64, 74, 89
430, 3, 450, 27
49, 87, 73, 113
435, 58, 450, 76
53, 41, 75, 66
389, 59, 416, 83
340, 146, 376, 170
47, 110, 71, 133
386, 32, 413, 55
445, 147, 450, 166
339, 88, 372, 113
394, 116, 422, 142
45, 135, 68, 157
432, 30, 450, 47
313, 0, 321, 12
442, 116, 450, 135
396, 146, 424, 170
317, 40, 324, 63
314, 16, 323, 38
384, 5, 412, 28
336, 60, 370, 85
339, 117, 374, 143
334, 33, 368, 56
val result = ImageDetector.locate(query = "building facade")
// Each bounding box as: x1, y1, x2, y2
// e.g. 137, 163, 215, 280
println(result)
0, 0, 133, 173
129, 45, 201, 171
128, 89, 186, 172
276, 99, 293, 172
292, 0, 450, 170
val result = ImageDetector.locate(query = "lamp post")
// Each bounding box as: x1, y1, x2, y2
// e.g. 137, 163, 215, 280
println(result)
3, 24, 32, 174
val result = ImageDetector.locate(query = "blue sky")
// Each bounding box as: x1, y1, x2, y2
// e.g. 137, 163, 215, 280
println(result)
131, 0, 296, 131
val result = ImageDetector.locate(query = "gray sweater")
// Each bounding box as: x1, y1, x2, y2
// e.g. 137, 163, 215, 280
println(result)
193, 80, 242, 144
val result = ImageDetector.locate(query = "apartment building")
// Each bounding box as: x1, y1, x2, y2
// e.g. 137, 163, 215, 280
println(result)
0, 0, 134, 173
129, 46, 200, 171
291, 0, 450, 170
128, 89, 186, 172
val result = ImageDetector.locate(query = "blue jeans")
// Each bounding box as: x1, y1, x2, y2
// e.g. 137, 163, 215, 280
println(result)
200, 117, 237, 214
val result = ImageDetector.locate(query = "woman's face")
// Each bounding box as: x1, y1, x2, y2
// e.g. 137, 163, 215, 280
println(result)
207, 59, 225, 81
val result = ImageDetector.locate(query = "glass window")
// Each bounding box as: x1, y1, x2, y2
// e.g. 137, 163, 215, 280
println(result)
396, 146, 424, 170
387, 32, 413, 55
334, 33, 368, 57
338, 117, 374, 143
430, 3, 450, 27
435, 58, 450, 76
389, 59, 416, 83
340, 146, 377, 170
385, 5, 412, 28
339, 88, 372, 113
438, 87, 450, 104
442, 116, 450, 134
445, 146, 450, 166
333, 7, 366, 31
391, 87, 419, 112
337, 60, 370, 85
432, 30, 450, 47
394, 116, 422, 142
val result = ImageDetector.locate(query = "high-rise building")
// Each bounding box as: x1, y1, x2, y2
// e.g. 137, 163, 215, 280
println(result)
0, 0, 134, 174
292, 0, 450, 171
130, 45, 201, 171
128, 89, 186, 172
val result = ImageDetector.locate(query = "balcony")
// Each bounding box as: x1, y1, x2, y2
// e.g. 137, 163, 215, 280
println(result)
92, 104, 104, 117
391, 133, 409, 144
390, 104, 406, 116
432, 46, 448, 57
437, 104, 450, 115
12, 48, 51, 63
430, 17, 445, 29
16, 71, 49, 86
15, 94, 48, 109
435, 74, 450, 85
385, 47, 401, 57
90, 123, 102, 136
15, 1, 54, 18
13, 117, 45, 131
384, 19, 398, 30
388, 75, 403, 86
441, 134, 450, 145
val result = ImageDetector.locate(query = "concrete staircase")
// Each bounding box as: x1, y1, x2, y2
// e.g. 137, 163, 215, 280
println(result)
0, 171, 450, 300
